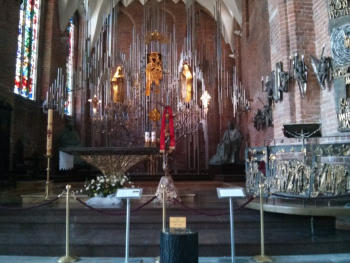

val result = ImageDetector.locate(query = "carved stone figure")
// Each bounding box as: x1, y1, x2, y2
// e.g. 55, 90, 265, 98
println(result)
146, 52, 163, 96
209, 122, 242, 165
311, 46, 333, 90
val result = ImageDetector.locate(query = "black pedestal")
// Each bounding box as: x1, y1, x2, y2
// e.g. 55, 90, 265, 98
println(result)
160, 230, 198, 263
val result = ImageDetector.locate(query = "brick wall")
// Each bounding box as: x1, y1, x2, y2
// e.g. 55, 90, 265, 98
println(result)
0, 0, 19, 104
240, 0, 273, 147
0, 0, 68, 173
313, 0, 344, 137
239, 0, 350, 146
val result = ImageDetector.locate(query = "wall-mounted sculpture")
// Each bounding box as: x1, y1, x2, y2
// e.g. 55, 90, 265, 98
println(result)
277, 62, 290, 93
253, 104, 273, 131
146, 52, 163, 96
311, 46, 333, 90
111, 66, 125, 103
262, 75, 275, 106
262, 62, 290, 105
291, 53, 308, 98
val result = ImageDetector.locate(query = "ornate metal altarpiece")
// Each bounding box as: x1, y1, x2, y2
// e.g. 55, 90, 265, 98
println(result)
328, 0, 350, 131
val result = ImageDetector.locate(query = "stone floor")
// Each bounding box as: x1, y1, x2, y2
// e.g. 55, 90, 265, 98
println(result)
1, 180, 350, 258
0, 254, 350, 263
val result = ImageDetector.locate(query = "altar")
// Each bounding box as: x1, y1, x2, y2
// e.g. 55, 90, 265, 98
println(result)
59, 147, 159, 176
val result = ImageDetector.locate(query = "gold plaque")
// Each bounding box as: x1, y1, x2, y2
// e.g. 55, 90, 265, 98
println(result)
169, 217, 186, 229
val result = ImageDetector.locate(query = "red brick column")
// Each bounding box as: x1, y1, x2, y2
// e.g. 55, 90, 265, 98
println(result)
313, 0, 339, 136
268, 0, 320, 140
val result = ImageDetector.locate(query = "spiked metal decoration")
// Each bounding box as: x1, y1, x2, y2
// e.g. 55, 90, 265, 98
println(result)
310, 45, 333, 90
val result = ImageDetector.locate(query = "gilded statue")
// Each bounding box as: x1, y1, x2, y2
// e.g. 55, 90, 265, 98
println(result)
146, 52, 163, 96
180, 63, 193, 103
111, 66, 124, 103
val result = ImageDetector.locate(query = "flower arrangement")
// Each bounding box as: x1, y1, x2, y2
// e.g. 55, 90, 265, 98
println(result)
79, 173, 133, 197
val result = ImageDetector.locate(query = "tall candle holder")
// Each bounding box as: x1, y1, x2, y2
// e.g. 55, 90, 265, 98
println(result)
43, 68, 67, 199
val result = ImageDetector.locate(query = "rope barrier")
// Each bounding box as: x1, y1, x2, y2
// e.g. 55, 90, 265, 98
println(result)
172, 196, 255, 216
0, 196, 60, 211
75, 195, 157, 216
271, 192, 350, 200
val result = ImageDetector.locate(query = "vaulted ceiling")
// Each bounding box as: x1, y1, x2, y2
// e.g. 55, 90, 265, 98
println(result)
58, 0, 242, 51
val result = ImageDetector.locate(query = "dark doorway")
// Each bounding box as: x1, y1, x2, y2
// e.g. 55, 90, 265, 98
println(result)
0, 101, 12, 175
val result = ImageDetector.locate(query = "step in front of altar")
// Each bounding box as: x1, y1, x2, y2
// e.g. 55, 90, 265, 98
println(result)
1, 204, 350, 257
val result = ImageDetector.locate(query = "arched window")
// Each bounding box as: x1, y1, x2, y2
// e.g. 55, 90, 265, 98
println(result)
65, 17, 75, 116
14, 0, 41, 100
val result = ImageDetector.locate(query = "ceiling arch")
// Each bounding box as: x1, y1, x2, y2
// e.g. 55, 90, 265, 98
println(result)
58, 0, 242, 51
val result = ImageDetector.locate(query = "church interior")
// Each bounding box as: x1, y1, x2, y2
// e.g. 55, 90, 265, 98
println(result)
0, 0, 350, 262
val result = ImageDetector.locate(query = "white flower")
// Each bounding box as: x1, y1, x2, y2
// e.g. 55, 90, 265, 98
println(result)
112, 183, 115, 187
86, 186, 90, 190
94, 193, 98, 197
91, 179, 95, 184
80, 189, 83, 193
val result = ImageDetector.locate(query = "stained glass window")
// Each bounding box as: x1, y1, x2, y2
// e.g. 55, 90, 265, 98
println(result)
65, 18, 75, 116
14, 0, 41, 100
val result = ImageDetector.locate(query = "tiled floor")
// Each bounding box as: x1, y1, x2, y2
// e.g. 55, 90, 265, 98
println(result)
0, 254, 350, 263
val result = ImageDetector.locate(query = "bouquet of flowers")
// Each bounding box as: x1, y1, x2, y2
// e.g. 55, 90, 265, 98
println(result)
80, 173, 133, 197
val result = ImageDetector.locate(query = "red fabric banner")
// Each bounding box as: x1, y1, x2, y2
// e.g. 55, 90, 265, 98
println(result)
160, 106, 175, 153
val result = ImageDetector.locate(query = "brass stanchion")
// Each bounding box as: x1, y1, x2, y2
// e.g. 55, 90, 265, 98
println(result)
58, 185, 78, 263
45, 156, 51, 200
253, 183, 272, 263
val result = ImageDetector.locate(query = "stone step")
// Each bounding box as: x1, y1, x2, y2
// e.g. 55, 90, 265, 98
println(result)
0, 206, 347, 257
